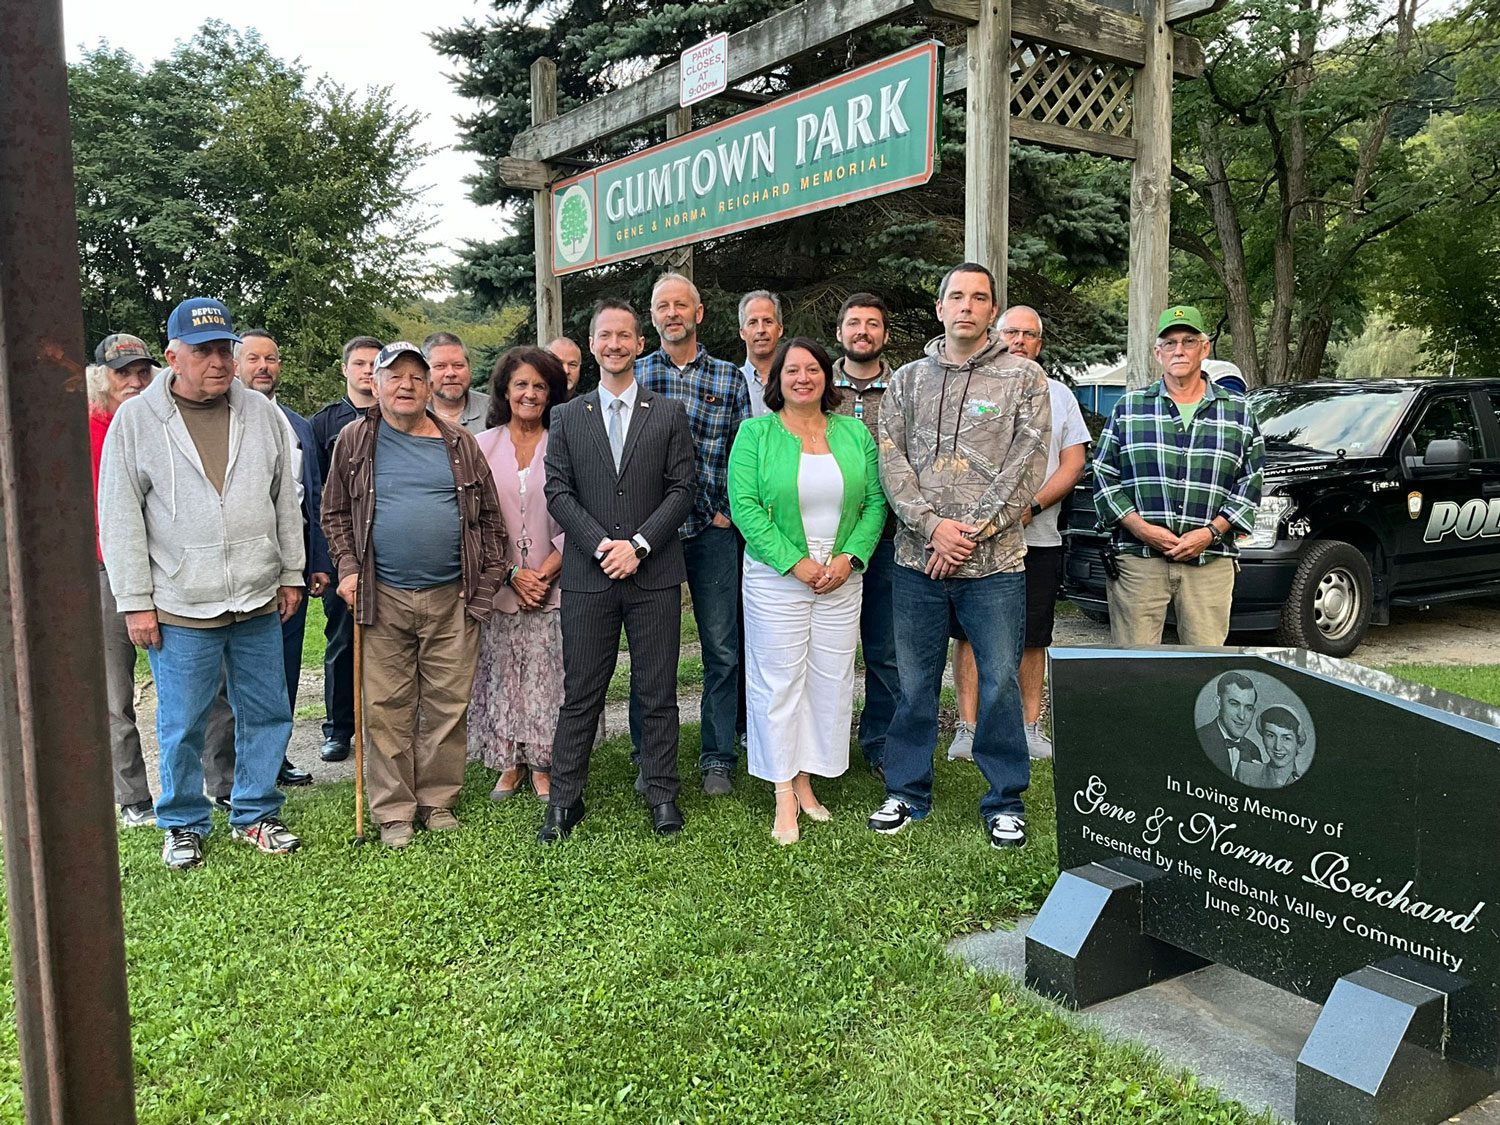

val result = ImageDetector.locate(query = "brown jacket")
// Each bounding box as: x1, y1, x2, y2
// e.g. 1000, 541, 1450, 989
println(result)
321, 407, 507, 626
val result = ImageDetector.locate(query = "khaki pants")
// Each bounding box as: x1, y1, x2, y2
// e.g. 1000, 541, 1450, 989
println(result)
1107, 554, 1235, 647
362, 581, 479, 826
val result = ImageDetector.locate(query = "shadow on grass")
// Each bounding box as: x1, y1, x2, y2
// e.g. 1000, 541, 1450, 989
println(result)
0, 725, 1265, 1125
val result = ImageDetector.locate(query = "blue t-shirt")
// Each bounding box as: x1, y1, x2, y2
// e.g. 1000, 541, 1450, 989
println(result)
371, 420, 462, 590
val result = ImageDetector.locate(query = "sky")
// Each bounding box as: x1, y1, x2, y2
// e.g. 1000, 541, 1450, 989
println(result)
61, 0, 509, 273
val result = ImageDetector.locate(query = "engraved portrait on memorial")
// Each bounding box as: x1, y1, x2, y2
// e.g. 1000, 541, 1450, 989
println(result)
1194, 670, 1316, 788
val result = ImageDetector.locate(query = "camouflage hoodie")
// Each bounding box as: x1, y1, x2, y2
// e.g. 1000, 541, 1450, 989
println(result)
877, 333, 1050, 577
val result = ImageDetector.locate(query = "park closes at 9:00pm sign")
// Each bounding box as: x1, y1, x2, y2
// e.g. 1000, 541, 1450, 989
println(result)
550, 41, 942, 275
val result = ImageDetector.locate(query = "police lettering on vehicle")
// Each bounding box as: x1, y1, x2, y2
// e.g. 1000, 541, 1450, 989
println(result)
1422, 498, 1500, 543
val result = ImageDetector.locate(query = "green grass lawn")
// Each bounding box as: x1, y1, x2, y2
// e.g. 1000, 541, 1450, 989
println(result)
1383, 663, 1500, 705
0, 733, 1263, 1125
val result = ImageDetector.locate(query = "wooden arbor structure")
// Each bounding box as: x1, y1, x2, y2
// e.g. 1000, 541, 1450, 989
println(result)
501, 0, 1216, 384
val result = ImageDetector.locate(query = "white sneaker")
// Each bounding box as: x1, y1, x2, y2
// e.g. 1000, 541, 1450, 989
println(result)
1025, 721, 1053, 760
947, 721, 976, 761
987, 813, 1027, 849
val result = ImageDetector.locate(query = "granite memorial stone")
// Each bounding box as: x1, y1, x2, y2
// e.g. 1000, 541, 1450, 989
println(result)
1029, 648, 1500, 1125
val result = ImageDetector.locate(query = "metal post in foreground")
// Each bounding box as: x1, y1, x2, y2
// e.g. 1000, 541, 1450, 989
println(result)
0, 0, 139, 1121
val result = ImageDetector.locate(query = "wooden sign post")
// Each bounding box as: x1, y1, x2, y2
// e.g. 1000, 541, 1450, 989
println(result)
500, 0, 1215, 375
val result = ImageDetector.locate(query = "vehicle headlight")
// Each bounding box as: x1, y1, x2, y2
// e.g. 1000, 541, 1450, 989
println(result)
1236, 495, 1294, 550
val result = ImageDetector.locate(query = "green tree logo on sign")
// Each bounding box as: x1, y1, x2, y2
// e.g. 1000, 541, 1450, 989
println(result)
555, 184, 593, 264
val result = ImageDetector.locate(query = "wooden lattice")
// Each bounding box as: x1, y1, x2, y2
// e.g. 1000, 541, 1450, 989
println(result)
1009, 39, 1134, 138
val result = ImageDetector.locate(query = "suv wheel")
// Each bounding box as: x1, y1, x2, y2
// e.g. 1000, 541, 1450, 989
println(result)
1274, 539, 1373, 657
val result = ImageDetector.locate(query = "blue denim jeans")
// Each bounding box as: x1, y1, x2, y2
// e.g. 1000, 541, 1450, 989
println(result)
856, 537, 900, 768
682, 524, 742, 770
148, 612, 291, 835
883, 564, 1028, 820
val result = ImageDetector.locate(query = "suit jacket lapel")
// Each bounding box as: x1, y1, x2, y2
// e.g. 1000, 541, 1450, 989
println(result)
575, 390, 616, 476
616, 387, 654, 476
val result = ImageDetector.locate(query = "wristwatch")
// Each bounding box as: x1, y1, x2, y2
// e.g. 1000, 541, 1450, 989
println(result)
1029, 501, 1043, 517
633, 542, 649, 560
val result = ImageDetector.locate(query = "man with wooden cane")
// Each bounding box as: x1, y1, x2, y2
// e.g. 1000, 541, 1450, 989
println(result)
321, 342, 508, 849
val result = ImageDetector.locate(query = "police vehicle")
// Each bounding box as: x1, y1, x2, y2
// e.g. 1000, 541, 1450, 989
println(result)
1062, 378, 1500, 656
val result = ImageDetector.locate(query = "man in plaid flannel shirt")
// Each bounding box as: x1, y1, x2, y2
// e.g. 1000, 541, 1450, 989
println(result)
1092, 305, 1264, 646
637, 272, 752, 795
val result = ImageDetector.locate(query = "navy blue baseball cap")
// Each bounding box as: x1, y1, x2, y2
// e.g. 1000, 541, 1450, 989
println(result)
166, 298, 240, 345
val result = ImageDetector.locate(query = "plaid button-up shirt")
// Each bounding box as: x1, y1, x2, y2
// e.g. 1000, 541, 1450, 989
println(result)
637, 344, 750, 538
1092, 377, 1265, 562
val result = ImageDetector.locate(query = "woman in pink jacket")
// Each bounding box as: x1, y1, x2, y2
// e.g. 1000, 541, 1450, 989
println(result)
468, 348, 571, 802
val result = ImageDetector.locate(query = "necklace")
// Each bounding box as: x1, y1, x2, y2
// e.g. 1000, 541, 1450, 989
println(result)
782, 413, 827, 451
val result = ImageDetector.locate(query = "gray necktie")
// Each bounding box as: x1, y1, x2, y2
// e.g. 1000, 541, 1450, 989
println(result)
607, 398, 625, 471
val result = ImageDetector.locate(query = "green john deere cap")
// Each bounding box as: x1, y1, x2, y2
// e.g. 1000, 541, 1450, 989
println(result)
1157, 305, 1206, 336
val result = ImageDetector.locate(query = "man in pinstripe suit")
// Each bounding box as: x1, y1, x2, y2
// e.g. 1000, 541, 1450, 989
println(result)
540, 299, 698, 842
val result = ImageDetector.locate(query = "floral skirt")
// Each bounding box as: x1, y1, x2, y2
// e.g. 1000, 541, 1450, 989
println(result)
467, 608, 563, 771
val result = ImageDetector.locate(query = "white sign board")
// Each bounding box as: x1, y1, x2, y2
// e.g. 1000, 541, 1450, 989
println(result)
680, 33, 728, 108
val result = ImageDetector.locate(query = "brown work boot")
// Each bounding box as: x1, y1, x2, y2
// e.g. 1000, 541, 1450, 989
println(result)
421, 808, 460, 832
380, 821, 415, 849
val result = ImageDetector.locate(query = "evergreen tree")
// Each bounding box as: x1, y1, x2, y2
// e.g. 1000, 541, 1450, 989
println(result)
433, 1, 1131, 373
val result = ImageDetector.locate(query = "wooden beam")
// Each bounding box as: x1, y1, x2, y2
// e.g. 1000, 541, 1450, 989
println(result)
922, 0, 1203, 77
510, 0, 925, 161
1126, 0, 1173, 388
964, 0, 1010, 303
531, 59, 563, 346
497, 157, 553, 192
1164, 0, 1228, 22
1011, 117, 1138, 160
943, 45, 1140, 160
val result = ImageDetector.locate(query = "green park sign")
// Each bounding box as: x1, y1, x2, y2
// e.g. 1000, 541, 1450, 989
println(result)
550, 41, 943, 276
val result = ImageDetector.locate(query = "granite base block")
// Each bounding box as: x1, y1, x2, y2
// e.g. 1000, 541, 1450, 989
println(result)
952, 917, 1500, 1124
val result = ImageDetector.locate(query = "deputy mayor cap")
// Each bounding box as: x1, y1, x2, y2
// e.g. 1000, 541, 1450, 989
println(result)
373, 342, 428, 373
1157, 305, 1207, 336
93, 333, 154, 370
166, 298, 240, 345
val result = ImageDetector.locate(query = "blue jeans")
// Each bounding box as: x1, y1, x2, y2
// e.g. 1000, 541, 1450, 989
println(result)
883, 564, 1028, 820
148, 613, 291, 835
682, 524, 742, 770
857, 538, 900, 768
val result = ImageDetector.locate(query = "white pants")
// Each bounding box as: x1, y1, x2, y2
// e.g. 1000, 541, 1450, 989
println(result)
742, 539, 862, 784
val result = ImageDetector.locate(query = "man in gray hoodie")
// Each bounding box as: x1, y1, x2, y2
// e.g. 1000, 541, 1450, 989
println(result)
98, 297, 306, 870
867, 263, 1051, 849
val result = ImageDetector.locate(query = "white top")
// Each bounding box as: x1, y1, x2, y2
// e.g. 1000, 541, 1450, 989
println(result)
741, 360, 773, 417
798, 452, 844, 547
1023, 378, 1092, 548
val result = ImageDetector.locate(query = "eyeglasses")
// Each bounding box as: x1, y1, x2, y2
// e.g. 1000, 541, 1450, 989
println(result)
1000, 328, 1041, 341
1155, 337, 1204, 354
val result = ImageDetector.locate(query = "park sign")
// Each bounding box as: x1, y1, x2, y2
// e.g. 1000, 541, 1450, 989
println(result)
550, 41, 942, 276
1033, 648, 1500, 1121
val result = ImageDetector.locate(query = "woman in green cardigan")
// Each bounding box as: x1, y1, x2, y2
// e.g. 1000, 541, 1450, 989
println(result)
728, 337, 888, 845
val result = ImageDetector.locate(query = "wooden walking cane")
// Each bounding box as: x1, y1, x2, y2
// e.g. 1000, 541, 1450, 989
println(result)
353, 617, 366, 845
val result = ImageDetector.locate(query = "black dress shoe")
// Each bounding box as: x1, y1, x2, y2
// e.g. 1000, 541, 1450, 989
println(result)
650, 800, 684, 836
537, 800, 585, 843
320, 736, 351, 763
278, 758, 314, 787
